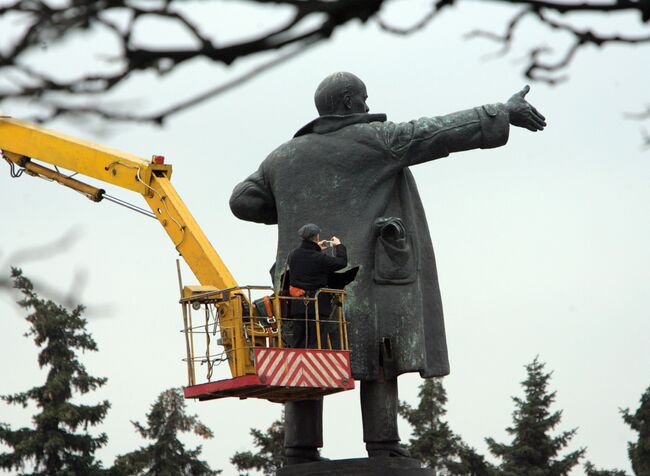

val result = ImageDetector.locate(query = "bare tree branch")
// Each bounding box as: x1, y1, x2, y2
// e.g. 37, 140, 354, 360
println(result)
498, 0, 650, 17
467, 5, 650, 84
0, 229, 114, 316
463, 1, 650, 144
0, 0, 648, 127
2, 228, 81, 266
625, 105, 650, 121
465, 8, 528, 59
27, 38, 320, 125
642, 129, 650, 149
377, 0, 453, 35
0, 0, 385, 124
625, 107, 650, 149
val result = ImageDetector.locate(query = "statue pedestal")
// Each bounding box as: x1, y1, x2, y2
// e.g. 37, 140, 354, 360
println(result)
276, 456, 435, 476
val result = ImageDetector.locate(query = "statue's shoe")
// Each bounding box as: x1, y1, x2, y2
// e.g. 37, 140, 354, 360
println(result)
285, 447, 328, 465
366, 442, 411, 458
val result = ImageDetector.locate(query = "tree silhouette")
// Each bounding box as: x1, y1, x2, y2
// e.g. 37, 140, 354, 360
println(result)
399, 378, 492, 475
112, 388, 220, 475
487, 357, 585, 476
231, 415, 285, 476
621, 384, 650, 476
0, 268, 109, 475
583, 461, 627, 476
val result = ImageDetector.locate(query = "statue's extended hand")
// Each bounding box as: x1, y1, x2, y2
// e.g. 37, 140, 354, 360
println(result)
505, 85, 547, 132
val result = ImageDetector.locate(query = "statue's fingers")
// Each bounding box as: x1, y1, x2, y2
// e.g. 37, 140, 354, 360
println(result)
526, 118, 543, 131
518, 85, 530, 98
532, 113, 546, 127
531, 106, 546, 122
530, 114, 546, 129
521, 121, 537, 132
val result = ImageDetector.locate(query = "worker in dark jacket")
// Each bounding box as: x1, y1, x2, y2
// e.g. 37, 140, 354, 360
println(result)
287, 223, 347, 349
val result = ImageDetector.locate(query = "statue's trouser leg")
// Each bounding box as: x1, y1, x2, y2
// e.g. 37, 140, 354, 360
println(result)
361, 378, 399, 442
284, 398, 323, 463
361, 378, 409, 456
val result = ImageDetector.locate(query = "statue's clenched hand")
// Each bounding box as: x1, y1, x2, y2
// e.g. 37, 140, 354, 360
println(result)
505, 85, 547, 132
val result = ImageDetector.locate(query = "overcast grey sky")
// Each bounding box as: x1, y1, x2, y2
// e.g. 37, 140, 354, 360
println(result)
1, 1, 649, 474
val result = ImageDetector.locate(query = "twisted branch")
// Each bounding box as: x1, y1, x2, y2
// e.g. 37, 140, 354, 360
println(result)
0, 0, 384, 123
465, 1, 650, 144
377, 0, 454, 35
0, 0, 649, 126
467, 4, 650, 84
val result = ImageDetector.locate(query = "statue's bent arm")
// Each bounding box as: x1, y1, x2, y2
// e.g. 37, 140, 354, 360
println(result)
229, 166, 278, 224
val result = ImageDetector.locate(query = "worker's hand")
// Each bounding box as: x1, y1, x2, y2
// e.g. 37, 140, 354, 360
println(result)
505, 85, 547, 132
331, 236, 341, 246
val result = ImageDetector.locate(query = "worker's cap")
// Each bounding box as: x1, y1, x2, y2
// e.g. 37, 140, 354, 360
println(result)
298, 223, 321, 240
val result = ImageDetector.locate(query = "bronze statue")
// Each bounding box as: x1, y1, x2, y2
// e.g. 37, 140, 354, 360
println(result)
230, 72, 546, 463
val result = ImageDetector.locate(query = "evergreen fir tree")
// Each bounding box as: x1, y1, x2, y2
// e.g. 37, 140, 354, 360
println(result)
399, 378, 493, 475
621, 384, 650, 476
583, 461, 627, 476
230, 415, 285, 476
112, 388, 219, 475
453, 444, 494, 476
486, 356, 585, 476
0, 268, 110, 475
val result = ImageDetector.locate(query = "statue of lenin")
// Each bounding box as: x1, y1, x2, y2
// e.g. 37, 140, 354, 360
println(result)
229, 72, 546, 463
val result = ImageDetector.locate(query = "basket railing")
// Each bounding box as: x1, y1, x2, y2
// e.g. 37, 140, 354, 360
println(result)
179, 285, 348, 386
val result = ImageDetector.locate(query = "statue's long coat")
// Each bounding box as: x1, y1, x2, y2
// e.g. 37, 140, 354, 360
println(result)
230, 105, 510, 380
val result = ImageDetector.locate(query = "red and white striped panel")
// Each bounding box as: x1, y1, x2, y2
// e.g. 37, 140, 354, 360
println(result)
254, 348, 352, 388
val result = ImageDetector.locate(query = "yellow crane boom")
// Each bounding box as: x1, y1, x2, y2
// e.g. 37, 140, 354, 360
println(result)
0, 117, 258, 380
0, 117, 237, 290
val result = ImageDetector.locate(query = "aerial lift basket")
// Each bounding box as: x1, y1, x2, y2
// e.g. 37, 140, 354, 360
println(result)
179, 285, 354, 403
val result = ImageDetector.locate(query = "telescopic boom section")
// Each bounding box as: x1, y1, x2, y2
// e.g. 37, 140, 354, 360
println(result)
0, 117, 237, 290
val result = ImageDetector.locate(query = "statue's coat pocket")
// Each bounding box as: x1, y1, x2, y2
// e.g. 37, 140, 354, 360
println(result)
373, 217, 417, 284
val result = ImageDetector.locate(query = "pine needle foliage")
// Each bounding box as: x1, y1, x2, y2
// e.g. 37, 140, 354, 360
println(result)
621, 384, 650, 476
230, 416, 285, 476
399, 378, 492, 475
112, 388, 219, 476
583, 461, 627, 476
0, 268, 110, 475
486, 356, 585, 476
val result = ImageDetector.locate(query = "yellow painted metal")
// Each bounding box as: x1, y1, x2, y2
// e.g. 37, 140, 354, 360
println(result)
0, 117, 236, 291
0, 117, 256, 379
315, 297, 322, 350
0, 117, 171, 194
273, 298, 284, 349
145, 176, 237, 289
3, 151, 104, 202
182, 285, 220, 295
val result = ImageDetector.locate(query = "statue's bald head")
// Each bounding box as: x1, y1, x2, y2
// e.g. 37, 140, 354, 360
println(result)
314, 72, 369, 116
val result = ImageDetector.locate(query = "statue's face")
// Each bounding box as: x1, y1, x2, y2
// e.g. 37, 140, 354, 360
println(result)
346, 83, 369, 114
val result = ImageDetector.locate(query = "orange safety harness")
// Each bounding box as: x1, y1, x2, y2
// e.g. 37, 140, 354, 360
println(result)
262, 295, 273, 316
289, 285, 306, 297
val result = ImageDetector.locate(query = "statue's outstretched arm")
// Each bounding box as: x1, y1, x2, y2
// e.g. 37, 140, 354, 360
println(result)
381, 86, 546, 166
